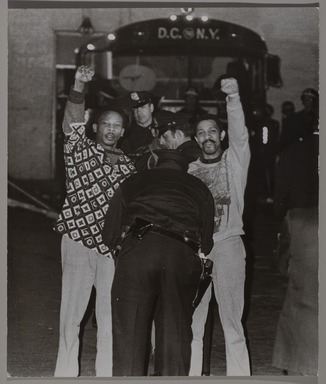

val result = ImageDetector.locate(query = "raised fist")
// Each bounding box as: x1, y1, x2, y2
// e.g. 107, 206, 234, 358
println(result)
75, 65, 95, 83
220, 77, 239, 95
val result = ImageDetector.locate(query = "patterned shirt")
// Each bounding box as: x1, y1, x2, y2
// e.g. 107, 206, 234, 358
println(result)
54, 92, 136, 257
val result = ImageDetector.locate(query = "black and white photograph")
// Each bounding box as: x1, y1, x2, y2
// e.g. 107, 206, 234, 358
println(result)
6, 0, 321, 381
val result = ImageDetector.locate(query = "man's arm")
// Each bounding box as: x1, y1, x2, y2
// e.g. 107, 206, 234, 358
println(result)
62, 65, 94, 135
221, 78, 250, 165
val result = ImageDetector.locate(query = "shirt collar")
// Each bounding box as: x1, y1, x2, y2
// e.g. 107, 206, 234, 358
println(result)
199, 151, 224, 164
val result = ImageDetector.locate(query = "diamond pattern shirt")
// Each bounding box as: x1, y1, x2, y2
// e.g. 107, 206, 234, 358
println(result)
54, 90, 136, 257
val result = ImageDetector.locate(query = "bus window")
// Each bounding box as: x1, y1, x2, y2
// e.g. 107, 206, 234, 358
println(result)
84, 50, 262, 115
266, 54, 283, 88
84, 51, 113, 80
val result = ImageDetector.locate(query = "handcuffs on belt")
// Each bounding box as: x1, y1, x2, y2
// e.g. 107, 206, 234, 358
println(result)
113, 217, 200, 257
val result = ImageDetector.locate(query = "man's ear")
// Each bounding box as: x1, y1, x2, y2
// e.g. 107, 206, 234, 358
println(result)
150, 103, 154, 113
120, 128, 125, 138
194, 135, 199, 144
92, 123, 97, 133
220, 130, 226, 141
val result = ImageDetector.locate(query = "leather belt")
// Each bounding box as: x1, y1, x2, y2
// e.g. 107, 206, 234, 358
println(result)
148, 225, 200, 253
129, 218, 200, 253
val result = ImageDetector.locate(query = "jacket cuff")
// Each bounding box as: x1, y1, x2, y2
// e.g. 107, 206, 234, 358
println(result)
68, 87, 85, 104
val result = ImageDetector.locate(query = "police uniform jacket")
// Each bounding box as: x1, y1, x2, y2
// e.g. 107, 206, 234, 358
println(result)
119, 119, 157, 154
102, 163, 215, 256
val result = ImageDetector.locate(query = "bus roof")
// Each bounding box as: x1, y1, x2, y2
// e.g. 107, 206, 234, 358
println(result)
78, 17, 268, 58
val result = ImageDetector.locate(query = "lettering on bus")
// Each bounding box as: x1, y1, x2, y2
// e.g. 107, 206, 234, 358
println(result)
158, 27, 220, 40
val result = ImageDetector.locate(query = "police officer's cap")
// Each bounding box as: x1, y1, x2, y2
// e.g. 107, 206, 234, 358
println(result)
154, 110, 191, 137
130, 91, 152, 108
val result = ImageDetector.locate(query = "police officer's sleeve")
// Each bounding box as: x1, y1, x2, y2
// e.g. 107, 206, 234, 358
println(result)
102, 187, 125, 250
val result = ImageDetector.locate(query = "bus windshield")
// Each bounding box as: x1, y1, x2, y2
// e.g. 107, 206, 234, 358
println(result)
85, 51, 260, 111
79, 16, 282, 115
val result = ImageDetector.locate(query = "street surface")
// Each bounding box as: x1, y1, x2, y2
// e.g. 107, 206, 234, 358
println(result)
7, 202, 287, 377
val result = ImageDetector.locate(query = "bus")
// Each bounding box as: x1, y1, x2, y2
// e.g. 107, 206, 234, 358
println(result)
77, 13, 282, 127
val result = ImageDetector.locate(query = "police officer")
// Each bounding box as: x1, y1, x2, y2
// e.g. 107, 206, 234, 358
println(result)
102, 139, 215, 376
119, 91, 162, 170
146, 110, 202, 168
278, 88, 318, 152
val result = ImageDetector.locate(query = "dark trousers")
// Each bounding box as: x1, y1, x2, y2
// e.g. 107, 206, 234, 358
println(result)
111, 232, 202, 376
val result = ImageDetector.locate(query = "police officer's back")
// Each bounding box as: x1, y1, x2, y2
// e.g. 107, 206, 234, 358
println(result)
102, 149, 214, 376
103, 150, 214, 254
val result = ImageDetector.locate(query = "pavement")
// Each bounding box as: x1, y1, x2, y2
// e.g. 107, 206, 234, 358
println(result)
7, 188, 288, 378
